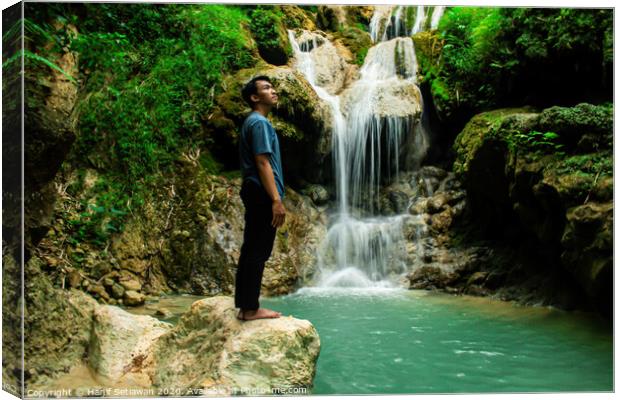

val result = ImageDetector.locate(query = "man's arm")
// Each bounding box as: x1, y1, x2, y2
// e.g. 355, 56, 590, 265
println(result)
255, 153, 286, 228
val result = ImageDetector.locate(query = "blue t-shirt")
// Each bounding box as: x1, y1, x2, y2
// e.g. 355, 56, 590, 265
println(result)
239, 112, 285, 199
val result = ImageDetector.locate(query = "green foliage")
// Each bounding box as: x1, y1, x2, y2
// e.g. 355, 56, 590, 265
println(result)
356, 47, 369, 66
427, 7, 613, 121
554, 153, 613, 177
249, 6, 286, 52
437, 7, 503, 110
65, 177, 131, 248
72, 4, 253, 183
28, 4, 256, 247
509, 131, 564, 154
333, 26, 372, 66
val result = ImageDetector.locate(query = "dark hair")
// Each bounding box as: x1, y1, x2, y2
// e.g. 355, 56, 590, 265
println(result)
241, 75, 272, 108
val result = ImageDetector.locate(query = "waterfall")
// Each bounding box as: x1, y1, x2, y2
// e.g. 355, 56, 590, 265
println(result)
288, 6, 433, 288
430, 6, 446, 30
411, 6, 427, 35
370, 5, 445, 41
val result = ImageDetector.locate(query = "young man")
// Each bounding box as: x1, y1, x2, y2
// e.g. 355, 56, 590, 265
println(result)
235, 76, 287, 321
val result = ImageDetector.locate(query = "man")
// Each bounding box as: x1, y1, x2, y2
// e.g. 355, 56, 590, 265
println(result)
235, 76, 287, 321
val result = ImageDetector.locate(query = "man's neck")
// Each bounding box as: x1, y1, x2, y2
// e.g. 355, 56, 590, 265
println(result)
253, 104, 271, 117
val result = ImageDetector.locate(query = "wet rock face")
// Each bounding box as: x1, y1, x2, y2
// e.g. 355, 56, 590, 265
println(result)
148, 296, 321, 393
451, 104, 613, 316
292, 30, 351, 96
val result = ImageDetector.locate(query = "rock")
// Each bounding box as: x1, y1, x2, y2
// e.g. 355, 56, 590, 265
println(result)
331, 25, 372, 66
89, 305, 172, 382
430, 209, 455, 233
123, 290, 146, 306
408, 266, 457, 289
22, 258, 98, 388
291, 30, 350, 95
317, 5, 346, 31
147, 296, 320, 393
466, 271, 488, 286
154, 308, 173, 319
249, 7, 290, 66
111, 283, 125, 299
280, 6, 316, 31
561, 202, 613, 316
408, 198, 429, 215
537, 103, 613, 151
90, 261, 113, 279
341, 74, 422, 120
302, 184, 330, 205
451, 104, 613, 317
88, 284, 110, 301
118, 273, 142, 292
66, 268, 83, 289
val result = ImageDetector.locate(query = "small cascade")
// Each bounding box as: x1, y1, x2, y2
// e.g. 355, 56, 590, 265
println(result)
430, 6, 446, 30
370, 5, 445, 42
288, 5, 439, 288
410, 6, 427, 35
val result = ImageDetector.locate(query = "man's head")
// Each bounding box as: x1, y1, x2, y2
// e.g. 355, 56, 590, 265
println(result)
241, 76, 278, 110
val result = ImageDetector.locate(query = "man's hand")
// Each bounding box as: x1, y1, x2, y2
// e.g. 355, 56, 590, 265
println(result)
272, 199, 286, 228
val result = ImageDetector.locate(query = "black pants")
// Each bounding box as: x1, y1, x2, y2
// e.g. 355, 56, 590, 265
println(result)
235, 180, 277, 310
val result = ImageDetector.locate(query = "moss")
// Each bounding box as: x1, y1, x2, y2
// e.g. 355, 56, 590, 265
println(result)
332, 26, 372, 66
249, 6, 290, 65
536, 103, 613, 150
280, 5, 316, 30
345, 6, 374, 26
552, 153, 613, 177
452, 108, 538, 175
412, 31, 443, 79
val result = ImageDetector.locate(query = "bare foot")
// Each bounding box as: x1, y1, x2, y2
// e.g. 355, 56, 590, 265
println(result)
238, 308, 281, 321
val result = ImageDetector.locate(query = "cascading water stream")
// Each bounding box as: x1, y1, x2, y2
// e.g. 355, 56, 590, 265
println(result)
288, 7, 431, 288
370, 5, 446, 41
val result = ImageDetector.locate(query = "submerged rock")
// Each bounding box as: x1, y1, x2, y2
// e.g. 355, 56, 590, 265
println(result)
148, 296, 320, 393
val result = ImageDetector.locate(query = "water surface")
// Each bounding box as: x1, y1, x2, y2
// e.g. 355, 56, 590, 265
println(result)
260, 288, 612, 394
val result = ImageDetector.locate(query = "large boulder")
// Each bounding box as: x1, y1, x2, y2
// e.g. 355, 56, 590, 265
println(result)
23, 256, 99, 389
451, 103, 613, 316
561, 202, 613, 316
88, 306, 172, 382
147, 296, 321, 394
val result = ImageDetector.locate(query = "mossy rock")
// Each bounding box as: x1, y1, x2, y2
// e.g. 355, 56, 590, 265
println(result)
280, 5, 316, 30
536, 103, 613, 151
249, 7, 291, 66
316, 5, 345, 31
332, 26, 372, 66
452, 107, 537, 176
345, 6, 374, 26
452, 104, 613, 317
412, 31, 443, 82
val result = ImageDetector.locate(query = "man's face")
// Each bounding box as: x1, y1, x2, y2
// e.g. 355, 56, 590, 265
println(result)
251, 80, 278, 107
